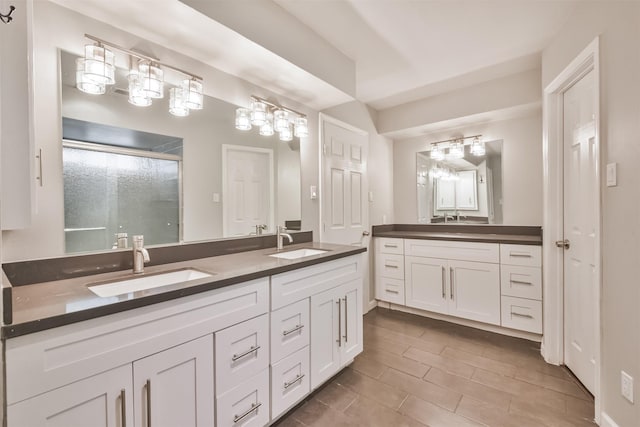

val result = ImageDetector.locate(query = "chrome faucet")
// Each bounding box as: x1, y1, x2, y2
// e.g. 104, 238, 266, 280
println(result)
254, 224, 267, 236
276, 226, 293, 250
132, 235, 150, 274
444, 213, 455, 223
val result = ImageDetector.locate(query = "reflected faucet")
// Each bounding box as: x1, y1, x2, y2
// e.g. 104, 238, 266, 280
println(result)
132, 235, 150, 274
276, 226, 293, 250
444, 213, 455, 223
254, 224, 267, 236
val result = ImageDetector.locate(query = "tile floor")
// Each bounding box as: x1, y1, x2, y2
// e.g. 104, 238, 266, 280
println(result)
276, 307, 596, 427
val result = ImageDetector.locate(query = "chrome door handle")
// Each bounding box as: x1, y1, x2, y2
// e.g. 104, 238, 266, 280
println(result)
343, 296, 348, 342
284, 374, 305, 389
441, 266, 446, 298
145, 379, 151, 427
120, 389, 127, 427
232, 345, 261, 362
282, 324, 304, 336
449, 267, 454, 300
233, 402, 262, 424
336, 299, 342, 347
362, 231, 370, 236
555, 239, 570, 249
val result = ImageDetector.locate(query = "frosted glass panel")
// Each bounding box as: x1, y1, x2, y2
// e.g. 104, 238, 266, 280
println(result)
63, 147, 180, 253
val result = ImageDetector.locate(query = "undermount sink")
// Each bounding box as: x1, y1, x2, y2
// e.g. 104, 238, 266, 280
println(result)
269, 248, 328, 260
88, 268, 213, 298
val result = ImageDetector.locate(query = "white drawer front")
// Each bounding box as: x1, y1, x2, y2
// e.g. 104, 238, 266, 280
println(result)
500, 244, 542, 267
375, 253, 405, 280
271, 346, 310, 419
375, 276, 405, 305
501, 265, 542, 300
376, 237, 404, 255
216, 368, 270, 427
215, 314, 269, 396
271, 299, 310, 363
501, 296, 542, 334
404, 239, 499, 263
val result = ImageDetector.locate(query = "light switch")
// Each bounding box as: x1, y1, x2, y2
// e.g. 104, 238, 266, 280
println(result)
310, 185, 318, 200
213, 193, 220, 202
368, 191, 374, 202
606, 163, 617, 187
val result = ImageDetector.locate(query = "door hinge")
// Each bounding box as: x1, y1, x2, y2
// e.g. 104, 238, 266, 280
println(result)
322, 143, 327, 156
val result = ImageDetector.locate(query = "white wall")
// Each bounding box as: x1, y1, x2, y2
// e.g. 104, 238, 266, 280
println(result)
542, 2, 640, 425
394, 113, 543, 225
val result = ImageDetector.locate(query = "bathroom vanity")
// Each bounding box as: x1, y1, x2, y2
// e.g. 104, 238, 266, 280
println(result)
1, 237, 365, 427
373, 224, 542, 337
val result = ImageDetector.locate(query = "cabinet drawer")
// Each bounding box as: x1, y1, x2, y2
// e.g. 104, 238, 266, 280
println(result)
501, 265, 542, 300
501, 296, 542, 334
216, 368, 270, 427
215, 314, 269, 396
376, 237, 404, 255
405, 239, 499, 263
271, 346, 310, 420
375, 276, 405, 305
375, 253, 404, 279
271, 299, 310, 363
500, 244, 541, 267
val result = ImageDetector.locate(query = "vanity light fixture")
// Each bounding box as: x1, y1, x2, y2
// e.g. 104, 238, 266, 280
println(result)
428, 134, 484, 160
470, 136, 486, 156
235, 96, 309, 142
430, 144, 445, 161
448, 140, 465, 159
76, 34, 204, 117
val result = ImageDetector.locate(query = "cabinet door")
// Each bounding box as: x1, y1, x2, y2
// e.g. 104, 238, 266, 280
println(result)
448, 260, 500, 325
133, 335, 214, 427
435, 178, 456, 210
456, 170, 478, 209
8, 364, 132, 427
341, 280, 363, 362
405, 256, 448, 314
310, 285, 342, 389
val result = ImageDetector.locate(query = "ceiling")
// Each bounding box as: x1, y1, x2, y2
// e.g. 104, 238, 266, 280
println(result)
274, 0, 579, 110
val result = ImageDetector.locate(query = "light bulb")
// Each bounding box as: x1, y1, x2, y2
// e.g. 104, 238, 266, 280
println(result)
294, 117, 308, 138
273, 109, 289, 132
235, 108, 252, 131
169, 87, 189, 117
250, 100, 268, 126
430, 144, 444, 161
279, 123, 293, 141
260, 113, 275, 136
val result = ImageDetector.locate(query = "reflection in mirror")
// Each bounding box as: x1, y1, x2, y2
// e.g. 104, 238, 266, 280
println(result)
417, 140, 503, 224
60, 50, 301, 254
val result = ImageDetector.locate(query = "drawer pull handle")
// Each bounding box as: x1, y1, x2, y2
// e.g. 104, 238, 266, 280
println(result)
120, 389, 127, 427
441, 266, 446, 298
386, 289, 400, 294
336, 299, 342, 347
510, 252, 532, 258
511, 280, 533, 286
511, 312, 534, 319
384, 264, 399, 269
449, 267, 454, 300
284, 374, 305, 389
232, 345, 261, 362
145, 379, 151, 427
344, 296, 348, 342
233, 402, 262, 424
283, 324, 304, 336
384, 244, 398, 248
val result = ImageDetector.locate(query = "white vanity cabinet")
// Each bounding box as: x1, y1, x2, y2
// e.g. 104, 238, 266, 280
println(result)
375, 238, 406, 305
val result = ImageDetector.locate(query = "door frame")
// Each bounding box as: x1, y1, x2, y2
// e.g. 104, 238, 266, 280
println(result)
221, 144, 275, 237
542, 37, 601, 421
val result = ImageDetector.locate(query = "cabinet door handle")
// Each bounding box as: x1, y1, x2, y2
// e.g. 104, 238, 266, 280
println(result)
510, 252, 532, 258
36, 148, 43, 187
511, 312, 534, 319
145, 379, 151, 427
284, 374, 305, 390
232, 345, 261, 362
385, 264, 399, 269
449, 267, 454, 300
233, 402, 262, 424
343, 296, 348, 342
441, 266, 446, 298
120, 389, 127, 427
386, 289, 400, 294
336, 299, 342, 347
510, 280, 533, 286
384, 244, 397, 248
283, 324, 304, 336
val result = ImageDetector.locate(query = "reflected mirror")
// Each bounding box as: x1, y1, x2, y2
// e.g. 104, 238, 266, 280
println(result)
60, 50, 301, 253
417, 140, 503, 224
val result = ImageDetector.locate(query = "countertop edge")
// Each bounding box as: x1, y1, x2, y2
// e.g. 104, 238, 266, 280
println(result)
373, 231, 542, 246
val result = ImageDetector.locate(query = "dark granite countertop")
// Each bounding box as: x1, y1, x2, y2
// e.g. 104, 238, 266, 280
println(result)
2, 242, 365, 339
372, 224, 542, 246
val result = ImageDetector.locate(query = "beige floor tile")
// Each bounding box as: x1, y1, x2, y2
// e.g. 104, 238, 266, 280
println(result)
509, 398, 597, 427
420, 329, 487, 355
456, 396, 543, 427
314, 382, 358, 412
379, 368, 462, 411
425, 367, 512, 411
336, 367, 409, 410
365, 323, 445, 355
403, 346, 476, 379
400, 395, 483, 427
442, 346, 518, 377
290, 399, 359, 427
349, 354, 388, 379
360, 347, 430, 378
516, 369, 593, 400
364, 333, 411, 356
365, 312, 426, 338
344, 395, 426, 427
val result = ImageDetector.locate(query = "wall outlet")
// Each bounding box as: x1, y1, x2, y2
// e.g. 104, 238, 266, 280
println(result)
621, 371, 634, 403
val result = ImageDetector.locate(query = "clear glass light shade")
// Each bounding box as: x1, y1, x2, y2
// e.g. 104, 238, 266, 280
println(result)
127, 71, 152, 107
448, 141, 464, 159
470, 138, 485, 156
182, 79, 203, 110
273, 109, 290, 132
294, 117, 308, 138
250, 100, 268, 126
169, 87, 190, 117
430, 145, 444, 161
259, 113, 275, 136
279, 123, 293, 142
235, 108, 252, 131
82, 44, 115, 85
76, 58, 106, 94
138, 61, 164, 99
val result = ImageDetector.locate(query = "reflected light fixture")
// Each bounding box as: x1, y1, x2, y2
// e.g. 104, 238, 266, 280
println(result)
169, 87, 189, 117
273, 109, 290, 133
235, 108, 252, 131
279, 123, 293, 142
138, 60, 164, 99
127, 69, 152, 107
236, 96, 309, 142
183, 78, 204, 110
76, 57, 105, 95
294, 117, 309, 138
259, 113, 275, 136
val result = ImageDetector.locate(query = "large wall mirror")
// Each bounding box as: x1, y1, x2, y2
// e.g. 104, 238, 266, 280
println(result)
60, 50, 301, 254
416, 140, 503, 224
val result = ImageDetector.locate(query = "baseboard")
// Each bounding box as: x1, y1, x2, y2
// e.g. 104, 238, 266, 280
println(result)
600, 412, 619, 427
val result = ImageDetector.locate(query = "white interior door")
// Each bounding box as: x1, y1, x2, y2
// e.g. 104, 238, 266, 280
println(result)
562, 69, 597, 394
223, 145, 274, 237
320, 115, 371, 309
